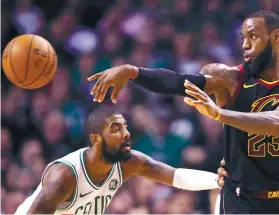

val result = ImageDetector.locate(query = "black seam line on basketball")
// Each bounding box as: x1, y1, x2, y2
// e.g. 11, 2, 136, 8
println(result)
30, 46, 57, 89
27, 39, 51, 87
45, 47, 58, 84
23, 35, 35, 82
80, 149, 99, 190
9, 38, 28, 86
55, 160, 79, 211
2, 42, 19, 84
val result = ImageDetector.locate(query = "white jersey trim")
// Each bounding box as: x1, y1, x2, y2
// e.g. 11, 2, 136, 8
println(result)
116, 162, 123, 184
79, 149, 117, 189
56, 160, 79, 211
42, 160, 79, 211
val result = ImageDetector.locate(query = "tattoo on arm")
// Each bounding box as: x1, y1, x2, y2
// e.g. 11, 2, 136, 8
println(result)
200, 63, 239, 96
27, 163, 76, 214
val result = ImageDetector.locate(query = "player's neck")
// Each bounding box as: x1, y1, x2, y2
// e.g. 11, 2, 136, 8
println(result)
262, 67, 279, 82
85, 147, 113, 174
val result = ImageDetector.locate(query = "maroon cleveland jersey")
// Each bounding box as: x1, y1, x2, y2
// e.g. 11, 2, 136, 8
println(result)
224, 64, 279, 192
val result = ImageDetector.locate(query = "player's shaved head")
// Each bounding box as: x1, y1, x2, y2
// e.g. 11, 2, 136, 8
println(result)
245, 11, 279, 33
86, 106, 123, 146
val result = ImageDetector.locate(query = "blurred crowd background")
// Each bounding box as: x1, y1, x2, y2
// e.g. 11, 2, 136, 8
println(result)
1, 0, 279, 214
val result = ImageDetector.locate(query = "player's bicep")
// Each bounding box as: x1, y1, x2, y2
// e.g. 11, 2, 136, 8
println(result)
133, 151, 175, 185
27, 163, 76, 214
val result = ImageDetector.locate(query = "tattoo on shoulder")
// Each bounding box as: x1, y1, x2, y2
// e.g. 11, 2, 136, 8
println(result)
28, 163, 76, 214
43, 163, 75, 185
201, 63, 240, 92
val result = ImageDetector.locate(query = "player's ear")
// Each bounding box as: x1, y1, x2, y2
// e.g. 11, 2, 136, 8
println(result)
271, 29, 279, 44
90, 134, 102, 146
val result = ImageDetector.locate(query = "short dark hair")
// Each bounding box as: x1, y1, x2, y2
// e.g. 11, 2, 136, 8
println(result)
86, 106, 123, 146
246, 11, 279, 32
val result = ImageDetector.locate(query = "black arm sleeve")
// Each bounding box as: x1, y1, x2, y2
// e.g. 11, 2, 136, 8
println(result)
132, 67, 206, 96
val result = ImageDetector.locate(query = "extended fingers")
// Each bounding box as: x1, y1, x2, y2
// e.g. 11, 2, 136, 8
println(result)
183, 97, 195, 106
87, 72, 102, 81
98, 83, 111, 102
217, 167, 228, 177
111, 85, 122, 104
221, 158, 226, 167
93, 81, 104, 102
184, 80, 207, 97
91, 76, 103, 95
185, 89, 207, 101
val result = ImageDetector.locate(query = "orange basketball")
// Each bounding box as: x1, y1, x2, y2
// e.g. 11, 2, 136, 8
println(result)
2, 34, 58, 89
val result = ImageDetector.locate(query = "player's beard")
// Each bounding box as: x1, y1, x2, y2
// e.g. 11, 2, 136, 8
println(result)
101, 137, 132, 164
244, 40, 276, 78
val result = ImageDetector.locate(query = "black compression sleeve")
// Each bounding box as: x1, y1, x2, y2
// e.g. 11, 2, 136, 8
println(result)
132, 67, 206, 96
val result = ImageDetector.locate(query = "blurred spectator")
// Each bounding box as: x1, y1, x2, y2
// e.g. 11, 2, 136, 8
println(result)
107, 189, 134, 213
151, 198, 169, 214
1, 186, 7, 213
31, 91, 51, 123
260, 0, 279, 11
133, 111, 189, 167
31, 157, 47, 183
1, 127, 12, 153
201, 21, 234, 65
130, 177, 156, 205
42, 110, 72, 161
127, 205, 149, 214
5, 163, 21, 190
16, 168, 37, 193
172, 0, 198, 32
1, 128, 14, 181
174, 32, 201, 74
2, 191, 25, 214
12, 0, 46, 34
19, 138, 43, 168
168, 191, 197, 214
49, 9, 76, 45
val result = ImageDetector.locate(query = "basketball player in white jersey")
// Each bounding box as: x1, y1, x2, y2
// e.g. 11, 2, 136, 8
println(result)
15, 106, 225, 215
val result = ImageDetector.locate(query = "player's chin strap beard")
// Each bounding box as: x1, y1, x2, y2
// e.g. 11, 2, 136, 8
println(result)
244, 41, 274, 80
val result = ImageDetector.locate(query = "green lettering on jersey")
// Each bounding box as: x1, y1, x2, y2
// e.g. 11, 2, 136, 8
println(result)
94, 196, 100, 214
74, 195, 112, 215
83, 202, 92, 215
74, 205, 83, 214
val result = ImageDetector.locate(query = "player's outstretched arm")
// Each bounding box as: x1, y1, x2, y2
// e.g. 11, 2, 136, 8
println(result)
87, 64, 238, 104
27, 163, 76, 214
218, 107, 279, 136
184, 81, 279, 136
129, 151, 222, 191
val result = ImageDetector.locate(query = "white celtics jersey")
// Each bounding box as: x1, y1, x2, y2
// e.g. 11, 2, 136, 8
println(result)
15, 147, 124, 215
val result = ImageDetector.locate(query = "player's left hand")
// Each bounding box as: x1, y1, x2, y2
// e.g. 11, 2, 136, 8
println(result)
217, 159, 228, 188
184, 80, 221, 120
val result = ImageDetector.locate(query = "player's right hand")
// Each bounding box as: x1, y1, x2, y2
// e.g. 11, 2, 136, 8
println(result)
87, 65, 135, 103
217, 158, 228, 188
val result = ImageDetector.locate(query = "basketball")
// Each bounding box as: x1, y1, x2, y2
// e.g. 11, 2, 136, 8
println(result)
2, 34, 57, 89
